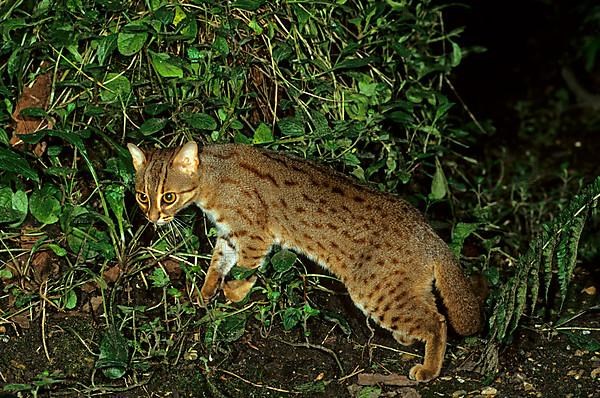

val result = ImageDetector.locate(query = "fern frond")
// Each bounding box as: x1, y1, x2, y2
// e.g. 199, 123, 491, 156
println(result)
489, 176, 600, 342
556, 213, 586, 310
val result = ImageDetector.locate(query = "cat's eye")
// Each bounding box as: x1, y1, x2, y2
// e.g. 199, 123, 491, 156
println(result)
137, 192, 148, 205
162, 192, 177, 205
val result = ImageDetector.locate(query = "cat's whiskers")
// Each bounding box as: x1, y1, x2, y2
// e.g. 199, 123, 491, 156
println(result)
169, 217, 186, 242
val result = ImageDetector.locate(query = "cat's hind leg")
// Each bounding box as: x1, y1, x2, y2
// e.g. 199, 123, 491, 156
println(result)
389, 294, 447, 382
406, 309, 447, 382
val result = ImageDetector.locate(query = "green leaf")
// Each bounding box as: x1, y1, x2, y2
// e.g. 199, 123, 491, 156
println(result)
253, 122, 274, 144
333, 56, 377, 70
18, 107, 47, 118
218, 314, 247, 343
321, 310, 352, 336
271, 249, 297, 273
230, 266, 256, 280
149, 51, 183, 78
144, 103, 171, 116
278, 117, 305, 137
450, 41, 462, 67
429, 158, 447, 200
64, 289, 77, 310
449, 223, 479, 257
310, 110, 331, 136
248, 18, 263, 35
232, 0, 265, 11
100, 73, 131, 103
563, 331, 600, 351
95, 34, 117, 66
172, 6, 186, 26
0, 128, 9, 146
282, 307, 302, 330
180, 15, 198, 41
139, 118, 168, 136
105, 184, 125, 223
294, 381, 326, 393
149, 267, 170, 288
183, 112, 217, 130
30, 185, 62, 225
10, 190, 28, 226
0, 267, 13, 279
46, 243, 67, 257
234, 131, 252, 144
96, 328, 129, 379
117, 24, 147, 56
0, 147, 39, 182
2, 383, 33, 392
357, 386, 382, 398
67, 226, 115, 261
212, 36, 229, 56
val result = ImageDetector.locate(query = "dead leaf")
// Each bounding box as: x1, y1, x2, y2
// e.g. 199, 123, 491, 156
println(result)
80, 282, 97, 293
582, 285, 596, 295
19, 224, 40, 250
357, 372, 418, 386
103, 265, 121, 283
31, 250, 53, 284
12, 314, 31, 329
33, 141, 48, 158
11, 68, 53, 146
82, 296, 104, 314
163, 258, 182, 280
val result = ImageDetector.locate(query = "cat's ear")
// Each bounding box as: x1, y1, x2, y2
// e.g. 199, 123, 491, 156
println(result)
173, 141, 199, 173
127, 143, 146, 172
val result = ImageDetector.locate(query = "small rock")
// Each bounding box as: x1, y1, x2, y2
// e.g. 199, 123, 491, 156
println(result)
0, 325, 6, 334
523, 381, 535, 391
566, 369, 584, 380
452, 390, 467, 397
574, 349, 586, 357
481, 386, 497, 395
591, 367, 600, 379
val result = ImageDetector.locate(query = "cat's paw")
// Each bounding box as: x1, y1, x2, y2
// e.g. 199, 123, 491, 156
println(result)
199, 286, 217, 307
223, 276, 257, 303
409, 364, 437, 382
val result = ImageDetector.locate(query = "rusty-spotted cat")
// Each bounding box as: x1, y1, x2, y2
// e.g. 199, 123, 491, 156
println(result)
127, 141, 482, 381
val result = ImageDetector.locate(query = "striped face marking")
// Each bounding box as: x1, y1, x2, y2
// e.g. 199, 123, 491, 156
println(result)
128, 142, 200, 226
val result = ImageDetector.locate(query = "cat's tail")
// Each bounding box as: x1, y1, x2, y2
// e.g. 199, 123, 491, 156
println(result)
433, 251, 484, 336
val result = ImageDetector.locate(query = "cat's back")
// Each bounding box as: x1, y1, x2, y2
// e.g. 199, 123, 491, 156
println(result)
202, 144, 434, 240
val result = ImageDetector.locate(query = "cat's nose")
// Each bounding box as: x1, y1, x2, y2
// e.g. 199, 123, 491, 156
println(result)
148, 209, 161, 223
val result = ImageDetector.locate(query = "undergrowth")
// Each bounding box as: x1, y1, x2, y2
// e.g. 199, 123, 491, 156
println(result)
0, 0, 598, 395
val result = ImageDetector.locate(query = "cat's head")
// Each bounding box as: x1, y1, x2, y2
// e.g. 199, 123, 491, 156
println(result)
127, 142, 200, 225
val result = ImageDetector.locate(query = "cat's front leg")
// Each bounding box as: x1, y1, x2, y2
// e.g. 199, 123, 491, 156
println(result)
200, 236, 237, 305
222, 236, 271, 302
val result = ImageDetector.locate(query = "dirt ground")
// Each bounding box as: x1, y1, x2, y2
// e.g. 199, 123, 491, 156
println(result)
1, 268, 599, 397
